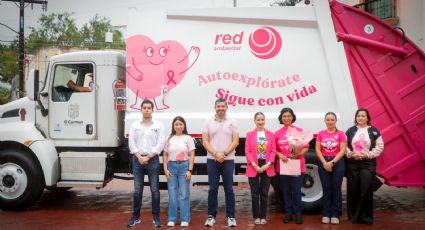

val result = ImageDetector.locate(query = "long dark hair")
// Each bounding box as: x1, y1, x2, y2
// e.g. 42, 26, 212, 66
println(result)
324, 111, 338, 131
354, 108, 371, 125
278, 107, 296, 124
168, 116, 188, 141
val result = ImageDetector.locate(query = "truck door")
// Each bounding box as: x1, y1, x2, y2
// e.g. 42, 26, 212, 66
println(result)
48, 63, 96, 140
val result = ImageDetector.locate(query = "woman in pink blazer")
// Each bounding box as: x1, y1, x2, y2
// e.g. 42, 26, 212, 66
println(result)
245, 112, 276, 225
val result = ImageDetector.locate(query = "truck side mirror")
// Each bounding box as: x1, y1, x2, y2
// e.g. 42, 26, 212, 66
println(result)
26, 69, 39, 101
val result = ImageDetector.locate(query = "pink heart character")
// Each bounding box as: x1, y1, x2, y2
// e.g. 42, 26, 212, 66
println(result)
126, 35, 200, 110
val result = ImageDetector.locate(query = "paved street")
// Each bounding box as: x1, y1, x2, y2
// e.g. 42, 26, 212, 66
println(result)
0, 179, 424, 230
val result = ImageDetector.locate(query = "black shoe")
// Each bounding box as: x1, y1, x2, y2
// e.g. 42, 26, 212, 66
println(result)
295, 215, 303, 224
283, 215, 292, 224
152, 219, 162, 227
351, 214, 360, 224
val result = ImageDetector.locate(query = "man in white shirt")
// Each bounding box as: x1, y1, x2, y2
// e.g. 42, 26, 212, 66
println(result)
127, 100, 165, 228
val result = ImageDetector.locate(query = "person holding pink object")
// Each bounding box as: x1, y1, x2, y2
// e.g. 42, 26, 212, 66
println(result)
245, 112, 276, 225
315, 112, 347, 225
345, 109, 384, 225
163, 116, 195, 227
274, 108, 309, 225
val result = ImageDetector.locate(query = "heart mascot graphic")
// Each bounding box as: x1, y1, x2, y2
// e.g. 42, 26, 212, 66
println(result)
126, 35, 200, 110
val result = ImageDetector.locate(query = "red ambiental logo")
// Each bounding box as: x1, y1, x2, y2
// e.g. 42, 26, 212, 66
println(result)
214, 32, 244, 51
249, 26, 282, 59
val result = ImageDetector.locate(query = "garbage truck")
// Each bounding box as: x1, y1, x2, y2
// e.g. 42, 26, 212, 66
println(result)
0, 0, 424, 211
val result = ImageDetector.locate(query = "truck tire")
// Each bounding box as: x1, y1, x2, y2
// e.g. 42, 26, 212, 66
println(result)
302, 151, 323, 213
0, 149, 45, 210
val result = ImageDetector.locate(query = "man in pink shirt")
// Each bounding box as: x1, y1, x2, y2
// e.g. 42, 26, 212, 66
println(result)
202, 98, 239, 227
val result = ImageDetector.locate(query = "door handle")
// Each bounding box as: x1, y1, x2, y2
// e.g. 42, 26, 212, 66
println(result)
86, 124, 93, 135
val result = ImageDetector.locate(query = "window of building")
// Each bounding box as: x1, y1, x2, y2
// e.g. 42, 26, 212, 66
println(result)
356, 0, 399, 26
365, 0, 394, 19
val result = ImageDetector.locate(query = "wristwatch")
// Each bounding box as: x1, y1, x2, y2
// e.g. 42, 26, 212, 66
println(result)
188, 169, 193, 174
223, 151, 228, 157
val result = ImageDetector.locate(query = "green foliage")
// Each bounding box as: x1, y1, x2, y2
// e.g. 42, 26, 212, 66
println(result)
80, 14, 125, 49
27, 12, 81, 52
0, 87, 12, 105
27, 12, 125, 53
272, 0, 303, 6
0, 43, 19, 83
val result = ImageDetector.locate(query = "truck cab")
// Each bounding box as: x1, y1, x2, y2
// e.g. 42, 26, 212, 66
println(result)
0, 51, 127, 210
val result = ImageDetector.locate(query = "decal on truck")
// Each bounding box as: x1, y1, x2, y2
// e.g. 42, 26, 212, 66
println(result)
126, 35, 200, 110
249, 26, 282, 59
213, 26, 283, 60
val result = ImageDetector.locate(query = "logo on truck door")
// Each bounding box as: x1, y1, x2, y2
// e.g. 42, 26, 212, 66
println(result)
68, 104, 79, 119
126, 35, 200, 110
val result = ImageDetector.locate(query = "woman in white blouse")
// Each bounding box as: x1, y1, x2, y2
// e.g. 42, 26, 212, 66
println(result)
345, 109, 384, 225
163, 116, 195, 227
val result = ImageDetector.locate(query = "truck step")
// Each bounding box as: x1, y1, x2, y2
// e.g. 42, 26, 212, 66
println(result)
56, 181, 105, 188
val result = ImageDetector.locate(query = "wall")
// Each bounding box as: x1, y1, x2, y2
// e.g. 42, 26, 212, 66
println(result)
397, 0, 424, 50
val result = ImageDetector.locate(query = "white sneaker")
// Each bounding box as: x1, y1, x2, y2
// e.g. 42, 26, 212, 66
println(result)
331, 217, 340, 224
322, 217, 330, 224
167, 221, 175, 227
204, 215, 216, 227
180, 222, 189, 227
227, 217, 237, 227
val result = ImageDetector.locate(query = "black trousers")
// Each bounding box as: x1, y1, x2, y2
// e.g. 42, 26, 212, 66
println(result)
248, 159, 271, 219
346, 158, 376, 224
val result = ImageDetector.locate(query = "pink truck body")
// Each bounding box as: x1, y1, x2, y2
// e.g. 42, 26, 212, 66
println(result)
330, 0, 425, 186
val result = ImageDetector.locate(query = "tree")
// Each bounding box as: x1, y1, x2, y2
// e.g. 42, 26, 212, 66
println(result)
27, 12, 81, 52
0, 87, 12, 105
272, 0, 303, 6
27, 12, 125, 52
80, 14, 125, 49
0, 42, 19, 83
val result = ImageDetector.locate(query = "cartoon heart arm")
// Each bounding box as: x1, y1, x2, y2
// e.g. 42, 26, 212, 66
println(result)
126, 61, 143, 81
178, 46, 201, 75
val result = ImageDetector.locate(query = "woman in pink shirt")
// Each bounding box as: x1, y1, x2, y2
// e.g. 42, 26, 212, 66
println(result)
245, 112, 276, 225
315, 112, 347, 225
163, 116, 195, 227
274, 108, 308, 224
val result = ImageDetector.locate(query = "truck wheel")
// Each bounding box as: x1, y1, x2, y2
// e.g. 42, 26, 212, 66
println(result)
302, 151, 323, 213
0, 150, 45, 210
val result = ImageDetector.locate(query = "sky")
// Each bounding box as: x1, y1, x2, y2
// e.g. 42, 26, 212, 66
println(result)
0, 0, 277, 44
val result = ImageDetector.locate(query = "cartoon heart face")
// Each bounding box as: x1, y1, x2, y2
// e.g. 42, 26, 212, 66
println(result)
126, 35, 189, 100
